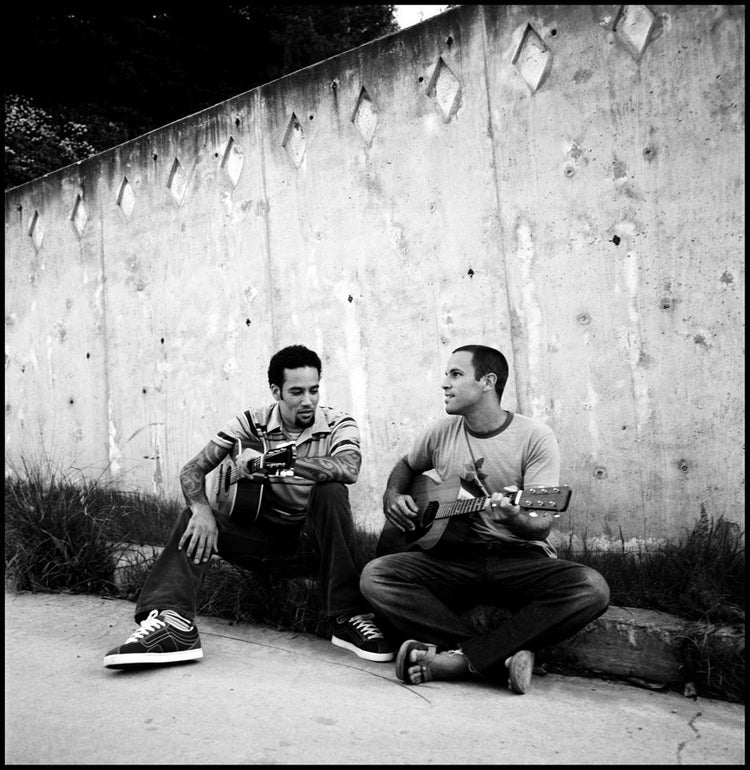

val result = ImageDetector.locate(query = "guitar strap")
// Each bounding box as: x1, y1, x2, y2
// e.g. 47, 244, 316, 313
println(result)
462, 422, 494, 497
256, 423, 269, 453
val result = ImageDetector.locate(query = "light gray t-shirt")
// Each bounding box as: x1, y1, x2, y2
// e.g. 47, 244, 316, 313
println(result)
406, 412, 561, 556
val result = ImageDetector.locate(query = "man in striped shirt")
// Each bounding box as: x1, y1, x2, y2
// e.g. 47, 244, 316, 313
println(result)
104, 345, 394, 668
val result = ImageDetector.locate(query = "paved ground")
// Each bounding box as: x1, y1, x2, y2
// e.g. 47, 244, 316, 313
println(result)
4, 590, 745, 765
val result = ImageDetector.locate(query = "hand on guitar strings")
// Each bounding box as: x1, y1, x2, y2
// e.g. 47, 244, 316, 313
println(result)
383, 489, 419, 532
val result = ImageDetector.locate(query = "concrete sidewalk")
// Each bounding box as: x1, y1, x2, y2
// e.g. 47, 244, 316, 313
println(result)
4, 590, 745, 765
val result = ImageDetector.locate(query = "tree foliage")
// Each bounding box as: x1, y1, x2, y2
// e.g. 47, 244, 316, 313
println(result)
5, 4, 397, 189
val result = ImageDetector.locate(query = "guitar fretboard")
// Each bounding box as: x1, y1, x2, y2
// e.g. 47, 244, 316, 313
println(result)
437, 497, 489, 520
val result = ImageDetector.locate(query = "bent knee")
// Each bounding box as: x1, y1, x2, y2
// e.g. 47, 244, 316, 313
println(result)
360, 556, 389, 597
581, 566, 610, 612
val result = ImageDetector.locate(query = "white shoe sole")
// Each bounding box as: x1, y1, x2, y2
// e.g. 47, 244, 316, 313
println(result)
103, 648, 203, 668
331, 636, 395, 662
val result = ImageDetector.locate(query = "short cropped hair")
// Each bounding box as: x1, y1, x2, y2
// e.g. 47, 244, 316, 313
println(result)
268, 345, 322, 389
453, 344, 508, 401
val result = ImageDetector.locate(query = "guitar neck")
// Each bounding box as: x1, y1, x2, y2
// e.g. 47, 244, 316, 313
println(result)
435, 497, 489, 521
433, 486, 571, 519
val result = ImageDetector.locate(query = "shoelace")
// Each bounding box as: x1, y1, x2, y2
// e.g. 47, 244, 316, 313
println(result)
348, 613, 384, 640
125, 609, 165, 643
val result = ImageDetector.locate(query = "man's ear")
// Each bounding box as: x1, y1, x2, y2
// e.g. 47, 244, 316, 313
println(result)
483, 372, 497, 392
271, 385, 281, 401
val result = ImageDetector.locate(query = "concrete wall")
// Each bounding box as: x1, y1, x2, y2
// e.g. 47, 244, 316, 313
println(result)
5, 5, 745, 547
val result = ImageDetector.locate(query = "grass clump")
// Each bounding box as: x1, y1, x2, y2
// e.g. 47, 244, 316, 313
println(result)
556, 508, 745, 626
4, 457, 177, 595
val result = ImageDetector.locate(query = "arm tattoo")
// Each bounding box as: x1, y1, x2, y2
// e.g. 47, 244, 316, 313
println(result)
179, 442, 229, 507
294, 449, 361, 484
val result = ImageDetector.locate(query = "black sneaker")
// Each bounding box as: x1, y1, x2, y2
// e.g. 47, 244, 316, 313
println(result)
331, 613, 395, 662
103, 609, 203, 668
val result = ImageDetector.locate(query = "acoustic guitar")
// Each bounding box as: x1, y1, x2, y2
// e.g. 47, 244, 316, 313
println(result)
210, 440, 297, 526
377, 472, 571, 555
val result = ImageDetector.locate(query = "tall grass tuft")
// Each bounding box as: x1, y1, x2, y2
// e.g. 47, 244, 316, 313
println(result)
5, 457, 177, 595
556, 507, 745, 626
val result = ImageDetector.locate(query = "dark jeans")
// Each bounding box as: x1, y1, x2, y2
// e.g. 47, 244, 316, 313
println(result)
360, 543, 610, 685
135, 482, 369, 624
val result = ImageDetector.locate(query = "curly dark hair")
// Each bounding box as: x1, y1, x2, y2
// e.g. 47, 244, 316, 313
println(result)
267, 345, 322, 389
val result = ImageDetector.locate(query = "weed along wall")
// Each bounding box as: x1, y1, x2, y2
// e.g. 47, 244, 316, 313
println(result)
4, 5, 744, 548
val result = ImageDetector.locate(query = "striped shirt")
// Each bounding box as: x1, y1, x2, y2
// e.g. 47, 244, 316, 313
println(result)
211, 403, 360, 524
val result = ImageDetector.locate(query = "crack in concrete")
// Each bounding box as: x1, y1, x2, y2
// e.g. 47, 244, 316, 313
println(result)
676, 710, 703, 764
202, 629, 432, 702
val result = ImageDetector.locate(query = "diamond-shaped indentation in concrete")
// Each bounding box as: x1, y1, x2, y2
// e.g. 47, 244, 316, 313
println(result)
613, 5, 656, 59
426, 57, 462, 122
282, 113, 306, 168
28, 210, 44, 251
70, 194, 89, 238
167, 159, 188, 204
512, 24, 552, 92
352, 87, 379, 145
221, 137, 244, 187
116, 177, 136, 219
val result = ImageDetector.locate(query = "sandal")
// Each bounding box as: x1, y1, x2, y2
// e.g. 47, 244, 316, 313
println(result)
395, 639, 437, 683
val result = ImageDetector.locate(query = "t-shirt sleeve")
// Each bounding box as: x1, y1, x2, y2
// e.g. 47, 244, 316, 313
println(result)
522, 427, 561, 486
406, 423, 439, 473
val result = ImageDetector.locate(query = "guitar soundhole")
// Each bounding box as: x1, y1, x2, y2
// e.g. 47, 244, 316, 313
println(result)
223, 467, 231, 493
419, 502, 439, 529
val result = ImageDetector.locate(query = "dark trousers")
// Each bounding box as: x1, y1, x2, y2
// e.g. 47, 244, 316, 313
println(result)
135, 483, 368, 623
360, 544, 610, 685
